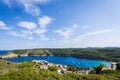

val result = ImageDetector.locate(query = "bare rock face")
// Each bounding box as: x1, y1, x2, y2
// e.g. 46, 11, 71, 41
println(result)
0, 52, 18, 59
19, 53, 28, 57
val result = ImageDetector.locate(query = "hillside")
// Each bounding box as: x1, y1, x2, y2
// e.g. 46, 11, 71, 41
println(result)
0, 60, 120, 80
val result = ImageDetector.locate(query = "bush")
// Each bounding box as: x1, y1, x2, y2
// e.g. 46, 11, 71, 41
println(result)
48, 66, 58, 71
19, 61, 35, 68
94, 64, 104, 74
116, 62, 120, 70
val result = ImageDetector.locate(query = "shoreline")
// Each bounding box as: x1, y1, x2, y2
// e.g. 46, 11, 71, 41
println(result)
0, 53, 116, 63
0, 54, 112, 68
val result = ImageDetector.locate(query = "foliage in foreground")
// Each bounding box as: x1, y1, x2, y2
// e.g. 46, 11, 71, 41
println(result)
0, 60, 19, 75
0, 60, 120, 80
116, 62, 120, 70
0, 68, 120, 80
94, 64, 104, 74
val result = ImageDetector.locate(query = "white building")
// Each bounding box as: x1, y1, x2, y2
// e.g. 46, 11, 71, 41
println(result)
110, 62, 117, 70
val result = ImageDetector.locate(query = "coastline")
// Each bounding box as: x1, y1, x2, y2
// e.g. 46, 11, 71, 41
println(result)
1, 48, 119, 62
0, 53, 112, 68
0, 52, 117, 63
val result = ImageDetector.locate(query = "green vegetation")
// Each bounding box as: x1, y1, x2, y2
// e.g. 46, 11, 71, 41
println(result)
116, 62, 120, 70
10, 48, 120, 62
67, 65, 81, 72
0, 60, 19, 75
48, 66, 58, 71
0, 68, 105, 80
0, 60, 120, 80
18, 61, 35, 68
94, 64, 104, 74
0, 60, 18, 70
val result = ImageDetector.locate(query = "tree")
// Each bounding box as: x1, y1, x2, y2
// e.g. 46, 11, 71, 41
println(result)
19, 61, 35, 68
48, 66, 58, 71
116, 62, 120, 70
94, 64, 104, 74
67, 65, 80, 72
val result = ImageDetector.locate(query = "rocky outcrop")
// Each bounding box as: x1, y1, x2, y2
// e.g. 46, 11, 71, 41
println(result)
0, 52, 29, 59
0, 52, 18, 59
19, 53, 28, 57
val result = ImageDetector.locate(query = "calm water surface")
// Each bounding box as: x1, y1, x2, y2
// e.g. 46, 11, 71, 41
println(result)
5, 56, 110, 68
0, 50, 11, 55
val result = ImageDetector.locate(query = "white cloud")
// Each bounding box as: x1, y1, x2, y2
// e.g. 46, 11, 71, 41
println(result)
34, 29, 47, 34
19, 1, 41, 16
27, 36, 34, 40
40, 34, 49, 41
84, 29, 114, 36
0, 21, 6, 27
2, 0, 11, 8
0, 27, 11, 30
18, 21, 37, 30
9, 15, 53, 41
21, 30, 33, 36
32, 16, 53, 41
33, 29, 49, 41
73, 29, 115, 42
0, 21, 11, 30
38, 16, 53, 28
80, 29, 114, 38
2, 0, 50, 16
8, 30, 34, 40
52, 28, 116, 48
81, 25, 89, 29
55, 24, 78, 39
71, 29, 115, 45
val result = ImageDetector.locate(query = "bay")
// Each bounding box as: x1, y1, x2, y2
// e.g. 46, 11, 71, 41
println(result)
5, 56, 110, 68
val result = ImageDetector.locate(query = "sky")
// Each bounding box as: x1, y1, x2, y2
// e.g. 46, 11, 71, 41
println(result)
0, 0, 120, 50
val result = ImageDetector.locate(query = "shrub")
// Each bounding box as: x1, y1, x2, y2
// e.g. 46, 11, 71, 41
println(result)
48, 66, 58, 71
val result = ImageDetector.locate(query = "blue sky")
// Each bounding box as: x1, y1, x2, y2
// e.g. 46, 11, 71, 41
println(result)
0, 0, 120, 50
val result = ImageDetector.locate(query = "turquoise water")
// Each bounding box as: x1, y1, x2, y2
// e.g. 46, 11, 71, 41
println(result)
5, 56, 110, 68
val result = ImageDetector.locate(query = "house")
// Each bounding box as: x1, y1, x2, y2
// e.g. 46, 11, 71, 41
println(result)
41, 65, 48, 69
110, 62, 117, 70
58, 69, 62, 74
102, 66, 111, 70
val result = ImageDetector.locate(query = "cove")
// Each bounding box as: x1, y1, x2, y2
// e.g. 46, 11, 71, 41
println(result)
5, 56, 110, 68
